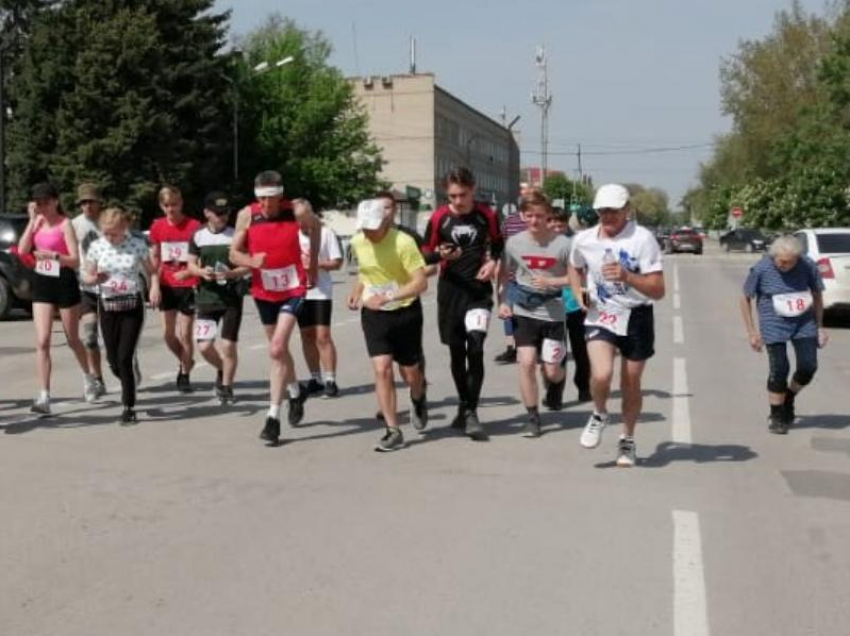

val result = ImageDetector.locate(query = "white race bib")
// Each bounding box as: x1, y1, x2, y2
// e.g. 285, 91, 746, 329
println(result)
364, 282, 401, 311
772, 291, 813, 318
35, 257, 60, 278
586, 303, 632, 337
541, 338, 567, 364
464, 308, 491, 333
194, 318, 218, 341
261, 265, 299, 292
101, 273, 138, 299
161, 241, 189, 263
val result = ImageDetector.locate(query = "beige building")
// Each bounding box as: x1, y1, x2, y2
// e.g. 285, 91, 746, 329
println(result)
351, 73, 520, 216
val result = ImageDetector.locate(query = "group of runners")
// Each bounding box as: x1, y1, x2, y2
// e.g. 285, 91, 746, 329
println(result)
15, 166, 827, 466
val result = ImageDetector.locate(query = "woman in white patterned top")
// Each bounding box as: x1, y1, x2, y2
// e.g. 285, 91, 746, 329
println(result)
82, 208, 154, 425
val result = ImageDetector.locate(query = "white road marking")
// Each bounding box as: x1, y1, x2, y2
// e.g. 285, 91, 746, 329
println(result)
673, 510, 710, 636
152, 371, 172, 381
674, 293, 681, 310
674, 316, 685, 345
673, 264, 680, 293
672, 357, 692, 444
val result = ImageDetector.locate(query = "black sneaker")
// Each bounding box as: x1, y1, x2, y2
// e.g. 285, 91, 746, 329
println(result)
450, 405, 467, 430
494, 346, 517, 365
783, 392, 796, 427
768, 414, 788, 435
260, 416, 281, 444
522, 413, 541, 438
375, 427, 405, 452
120, 408, 138, 426
302, 378, 324, 396
176, 371, 193, 394
543, 380, 565, 411
323, 381, 339, 398
288, 391, 308, 427
465, 409, 488, 441
410, 393, 428, 432
219, 386, 235, 404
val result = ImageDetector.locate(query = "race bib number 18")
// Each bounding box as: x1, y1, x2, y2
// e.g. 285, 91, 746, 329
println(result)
772, 291, 813, 318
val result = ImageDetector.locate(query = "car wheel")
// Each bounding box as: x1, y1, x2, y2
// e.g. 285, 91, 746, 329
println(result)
0, 277, 12, 320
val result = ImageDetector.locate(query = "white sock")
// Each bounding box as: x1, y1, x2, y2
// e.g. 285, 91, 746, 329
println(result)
268, 404, 280, 419
322, 371, 336, 383
288, 383, 301, 399
39, 389, 50, 402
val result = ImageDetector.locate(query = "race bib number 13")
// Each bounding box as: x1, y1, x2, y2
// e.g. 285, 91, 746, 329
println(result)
261, 265, 299, 293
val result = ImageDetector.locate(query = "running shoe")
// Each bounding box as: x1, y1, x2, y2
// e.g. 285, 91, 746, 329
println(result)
120, 408, 138, 426
768, 414, 788, 435
30, 396, 51, 416
616, 435, 637, 467
465, 409, 488, 441
521, 413, 541, 438
288, 391, 308, 427
93, 378, 107, 399
375, 427, 405, 452
494, 346, 517, 365
543, 380, 565, 411
302, 378, 324, 396
323, 381, 339, 399
449, 404, 468, 430
580, 412, 608, 449
219, 386, 235, 404
176, 371, 193, 394
783, 393, 796, 428
260, 416, 281, 444
84, 376, 98, 404
410, 393, 428, 432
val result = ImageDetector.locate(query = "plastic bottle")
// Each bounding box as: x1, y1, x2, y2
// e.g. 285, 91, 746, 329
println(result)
214, 261, 227, 286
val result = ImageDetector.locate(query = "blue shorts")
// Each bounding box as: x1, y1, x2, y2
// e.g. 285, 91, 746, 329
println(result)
254, 296, 304, 326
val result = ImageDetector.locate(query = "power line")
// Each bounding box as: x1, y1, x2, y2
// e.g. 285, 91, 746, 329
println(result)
521, 142, 716, 157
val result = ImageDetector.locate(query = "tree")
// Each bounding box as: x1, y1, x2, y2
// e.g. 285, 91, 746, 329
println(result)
6, 0, 233, 224
624, 183, 671, 227
540, 172, 591, 205
234, 15, 384, 209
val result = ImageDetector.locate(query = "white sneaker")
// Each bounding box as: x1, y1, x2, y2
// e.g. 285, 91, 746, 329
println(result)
31, 396, 51, 416
93, 379, 107, 399
84, 377, 98, 403
616, 435, 636, 467
580, 412, 608, 449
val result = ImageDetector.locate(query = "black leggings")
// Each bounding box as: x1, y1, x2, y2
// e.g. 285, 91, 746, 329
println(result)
766, 337, 818, 394
99, 304, 144, 407
449, 331, 486, 411
564, 310, 590, 394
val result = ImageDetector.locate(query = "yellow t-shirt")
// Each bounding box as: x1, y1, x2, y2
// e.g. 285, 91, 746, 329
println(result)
351, 228, 425, 309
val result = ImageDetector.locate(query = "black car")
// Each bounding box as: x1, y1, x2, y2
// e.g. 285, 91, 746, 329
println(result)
719, 228, 768, 253
0, 214, 35, 318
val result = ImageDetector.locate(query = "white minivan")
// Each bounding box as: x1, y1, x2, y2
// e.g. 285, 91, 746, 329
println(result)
794, 228, 850, 312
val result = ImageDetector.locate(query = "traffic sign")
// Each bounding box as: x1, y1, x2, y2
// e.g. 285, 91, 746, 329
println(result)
731, 207, 743, 218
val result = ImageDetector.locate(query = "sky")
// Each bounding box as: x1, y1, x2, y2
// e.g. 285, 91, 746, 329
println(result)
214, 0, 829, 208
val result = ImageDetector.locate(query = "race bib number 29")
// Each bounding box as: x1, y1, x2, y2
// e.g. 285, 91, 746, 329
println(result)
161, 241, 189, 263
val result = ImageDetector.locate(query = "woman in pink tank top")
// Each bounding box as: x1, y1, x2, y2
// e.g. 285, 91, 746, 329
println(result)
17, 182, 91, 415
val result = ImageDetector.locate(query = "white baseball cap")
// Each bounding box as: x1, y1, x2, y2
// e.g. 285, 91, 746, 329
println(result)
593, 184, 630, 210
356, 198, 386, 231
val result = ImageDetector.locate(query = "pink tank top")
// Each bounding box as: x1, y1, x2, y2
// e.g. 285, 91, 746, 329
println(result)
33, 219, 70, 256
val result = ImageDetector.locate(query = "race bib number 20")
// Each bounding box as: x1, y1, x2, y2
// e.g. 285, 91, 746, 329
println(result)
35, 257, 60, 278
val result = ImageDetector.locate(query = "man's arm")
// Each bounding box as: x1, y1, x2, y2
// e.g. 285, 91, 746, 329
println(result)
229, 208, 259, 269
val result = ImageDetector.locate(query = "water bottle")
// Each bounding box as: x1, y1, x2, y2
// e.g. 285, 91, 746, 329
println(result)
602, 248, 616, 267
214, 261, 227, 286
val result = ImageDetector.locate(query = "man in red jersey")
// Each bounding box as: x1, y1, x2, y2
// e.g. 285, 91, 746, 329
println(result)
422, 168, 503, 441
148, 185, 201, 393
230, 171, 319, 445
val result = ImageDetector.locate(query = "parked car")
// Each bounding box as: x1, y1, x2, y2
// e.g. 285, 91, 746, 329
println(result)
794, 228, 850, 313
665, 227, 703, 255
0, 214, 35, 319
719, 228, 768, 252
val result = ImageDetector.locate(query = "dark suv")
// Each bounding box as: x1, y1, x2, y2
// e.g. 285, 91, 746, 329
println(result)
0, 214, 35, 319
719, 228, 768, 253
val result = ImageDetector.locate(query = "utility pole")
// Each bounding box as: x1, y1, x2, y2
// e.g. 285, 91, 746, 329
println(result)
531, 46, 552, 188
0, 47, 5, 213
577, 143, 583, 181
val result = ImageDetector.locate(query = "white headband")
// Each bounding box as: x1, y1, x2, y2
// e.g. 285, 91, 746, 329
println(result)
255, 186, 284, 198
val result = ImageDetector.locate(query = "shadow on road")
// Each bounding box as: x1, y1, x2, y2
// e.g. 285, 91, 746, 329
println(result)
793, 414, 850, 430
594, 441, 758, 468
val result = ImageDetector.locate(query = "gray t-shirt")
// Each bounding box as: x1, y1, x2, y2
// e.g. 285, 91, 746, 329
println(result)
503, 231, 572, 322
73, 214, 101, 293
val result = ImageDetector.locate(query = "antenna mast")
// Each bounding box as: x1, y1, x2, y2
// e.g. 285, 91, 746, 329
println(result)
531, 46, 553, 188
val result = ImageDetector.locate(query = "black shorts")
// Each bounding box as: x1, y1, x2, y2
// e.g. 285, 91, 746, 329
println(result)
160, 286, 195, 315
32, 268, 81, 309
80, 290, 99, 316
361, 301, 423, 366
298, 299, 333, 328
513, 315, 567, 355
197, 301, 244, 342
585, 304, 655, 361
254, 296, 304, 326
437, 281, 493, 346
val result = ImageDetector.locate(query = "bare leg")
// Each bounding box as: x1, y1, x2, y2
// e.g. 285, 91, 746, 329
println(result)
516, 346, 540, 407
315, 325, 337, 379
59, 305, 90, 374
587, 340, 616, 415
620, 357, 647, 437
371, 355, 398, 428
176, 312, 195, 372
32, 303, 54, 392
220, 340, 238, 386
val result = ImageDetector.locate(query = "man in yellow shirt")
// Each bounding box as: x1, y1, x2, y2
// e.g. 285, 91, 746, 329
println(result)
347, 198, 429, 451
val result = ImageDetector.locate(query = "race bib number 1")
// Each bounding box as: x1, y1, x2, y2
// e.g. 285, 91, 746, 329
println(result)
261, 265, 300, 293
586, 303, 632, 337
194, 319, 218, 341
464, 308, 491, 333
35, 257, 60, 278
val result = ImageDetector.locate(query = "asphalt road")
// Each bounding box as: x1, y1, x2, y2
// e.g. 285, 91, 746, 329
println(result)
1, 243, 849, 636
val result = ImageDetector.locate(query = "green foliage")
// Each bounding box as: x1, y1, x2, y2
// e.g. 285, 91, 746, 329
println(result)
624, 183, 671, 227
540, 172, 591, 205
234, 15, 384, 209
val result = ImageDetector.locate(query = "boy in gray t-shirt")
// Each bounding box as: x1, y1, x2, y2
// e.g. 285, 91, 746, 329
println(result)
498, 193, 572, 437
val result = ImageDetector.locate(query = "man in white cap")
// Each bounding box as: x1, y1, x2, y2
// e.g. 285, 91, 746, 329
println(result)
347, 197, 429, 452
568, 183, 665, 467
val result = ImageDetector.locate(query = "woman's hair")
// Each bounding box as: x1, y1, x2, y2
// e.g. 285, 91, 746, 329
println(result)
158, 185, 182, 203
520, 190, 552, 214
768, 235, 803, 259
99, 206, 134, 229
